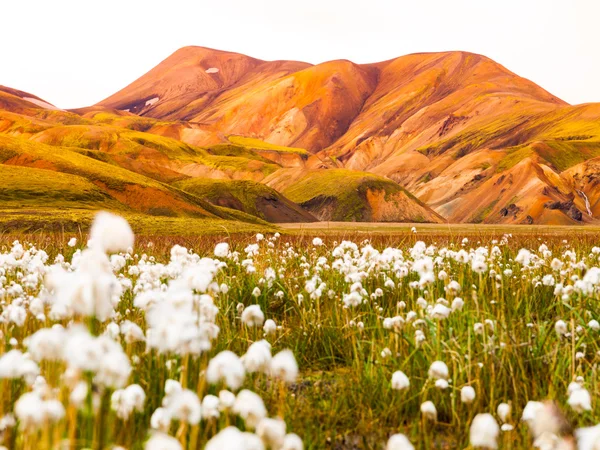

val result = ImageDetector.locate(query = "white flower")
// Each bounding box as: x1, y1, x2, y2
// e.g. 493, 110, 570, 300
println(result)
206, 351, 245, 390
214, 242, 230, 258
164, 389, 201, 425
435, 379, 449, 390
257, 417, 287, 449
470, 413, 499, 449
451, 297, 464, 311
497, 403, 511, 423
201, 395, 220, 420
312, 237, 323, 247
218, 390, 236, 410
420, 401, 437, 421
555, 320, 568, 336
282, 433, 304, 450
263, 319, 277, 336
568, 387, 592, 413
145, 432, 182, 450
521, 401, 544, 425
233, 390, 267, 429
575, 424, 600, 450
242, 305, 265, 327
89, 212, 134, 254
428, 361, 449, 380
270, 349, 298, 383
430, 304, 451, 320
391, 371, 410, 390
386, 433, 414, 450
243, 340, 272, 373
588, 320, 600, 331
68, 238, 77, 247
205, 426, 264, 450
461, 386, 476, 404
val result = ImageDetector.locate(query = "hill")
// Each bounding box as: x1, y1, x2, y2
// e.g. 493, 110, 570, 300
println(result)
95, 46, 600, 224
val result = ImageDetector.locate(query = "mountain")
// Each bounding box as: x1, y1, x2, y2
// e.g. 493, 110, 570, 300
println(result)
2, 46, 600, 226
95, 46, 600, 224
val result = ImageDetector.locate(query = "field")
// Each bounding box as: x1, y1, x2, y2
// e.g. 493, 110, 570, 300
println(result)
1, 215, 600, 449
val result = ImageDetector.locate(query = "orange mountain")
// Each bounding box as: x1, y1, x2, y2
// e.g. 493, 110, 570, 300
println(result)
96, 46, 600, 224
3, 46, 600, 225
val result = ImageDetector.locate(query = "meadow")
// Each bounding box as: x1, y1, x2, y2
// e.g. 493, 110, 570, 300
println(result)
1, 214, 600, 449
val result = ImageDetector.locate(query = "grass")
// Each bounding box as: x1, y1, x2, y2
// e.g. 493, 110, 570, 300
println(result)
283, 169, 407, 221
174, 178, 288, 220
2, 226, 600, 449
228, 135, 309, 156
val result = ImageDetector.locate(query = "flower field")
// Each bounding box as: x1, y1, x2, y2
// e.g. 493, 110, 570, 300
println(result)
1, 213, 600, 449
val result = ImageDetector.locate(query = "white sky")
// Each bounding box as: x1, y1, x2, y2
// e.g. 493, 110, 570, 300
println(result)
2, 0, 598, 109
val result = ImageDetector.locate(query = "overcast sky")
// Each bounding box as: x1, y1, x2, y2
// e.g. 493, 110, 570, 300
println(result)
2, 0, 598, 109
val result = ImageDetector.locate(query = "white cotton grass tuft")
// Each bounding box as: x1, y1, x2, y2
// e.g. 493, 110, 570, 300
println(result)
568, 386, 592, 413
461, 386, 476, 404
270, 349, 298, 384
242, 340, 272, 373
428, 361, 449, 380
89, 211, 134, 254
214, 242, 230, 258
282, 433, 304, 450
497, 403, 511, 423
205, 426, 264, 450
242, 304, 265, 327
386, 433, 415, 450
263, 319, 277, 336
420, 401, 437, 421
256, 417, 287, 449
233, 389, 267, 429
391, 371, 410, 390
206, 350, 246, 390
145, 431, 182, 450
470, 413, 500, 449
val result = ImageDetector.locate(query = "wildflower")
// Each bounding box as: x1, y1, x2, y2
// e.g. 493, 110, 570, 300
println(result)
241, 305, 265, 327
568, 387, 592, 413
420, 401, 437, 421
312, 237, 323, 247
263, 319, 277, 336
497, 403, 511, 423
461, 386, 476, 404
205, 426, 264, 450
435, 379, 449, 389
68, 237, 77, 247
588, 320, 600, 331
555, 320, 568, 336
451, 297, 464, 311
164, 389, 201, 425
233, 390, 267, 429
257, 417, 286, 449
214, 242, 229, 258
431, 304, 451, 319
282, 433, 304, 450
218, 390, 236, 410
386, 434, 414, 450
145, 432, 182, 450
270, 349, 298, 383
470, 413, 499, 449
428, 361, 449, 380
242, 340, 272, 373
206, 351, 245, 390
89, 211, 134, 254
201, 395, 220, 420
391, 371, 410, 390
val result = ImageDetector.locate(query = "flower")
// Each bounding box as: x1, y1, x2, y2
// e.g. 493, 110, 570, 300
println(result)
461, 386, 476, 404
89, 212, 134, 254
282, 433, 304, 450
497, 403, 511, 423
145, 432, 182, 450
386, 434, 414, 450
263, 319, 277, 336
270, 349, 298, 383
205, 426, 264, 450
568, 387, 592, 413
206, 351, 245, 390
233, 390, 267, 429
391, 371, 410, 390
68, 238, 77, 247
312, 238, 323, 247
242, 305, 265, 327
257, 417, 286, 449
431, 304, 451, 319
214, 242, 230, 258
242, 340, 272, 373
555, 320, 568, 336
470, 413, 499, 449
420, 401, 437, 421
428, 361, 449, 380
